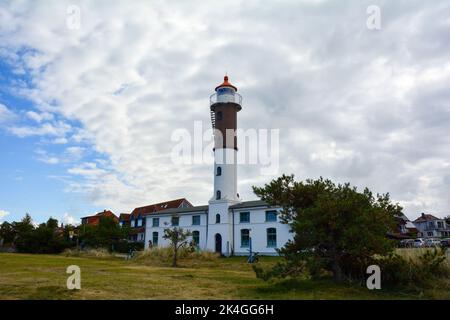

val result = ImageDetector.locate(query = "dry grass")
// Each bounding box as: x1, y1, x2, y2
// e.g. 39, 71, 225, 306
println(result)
395, 248, 450, 267
0, 252, 427, 300
62, 248, 113, 258
132, 247, 223, 268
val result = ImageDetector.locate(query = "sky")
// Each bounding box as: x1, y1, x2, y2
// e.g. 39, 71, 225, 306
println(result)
0, 0, 449, 225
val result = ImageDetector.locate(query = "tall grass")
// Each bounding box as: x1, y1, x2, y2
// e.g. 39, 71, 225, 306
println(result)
132, 246, 220, 267
62, 248, 113, 258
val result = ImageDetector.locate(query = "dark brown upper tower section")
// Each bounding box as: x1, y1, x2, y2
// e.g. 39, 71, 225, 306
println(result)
210, 75, 242, 150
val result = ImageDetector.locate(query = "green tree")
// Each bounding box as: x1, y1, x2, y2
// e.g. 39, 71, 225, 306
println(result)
163, 227, 192, 267
80, 216, 129, 250
252, 175, 401, 283
0, 221, 16, 245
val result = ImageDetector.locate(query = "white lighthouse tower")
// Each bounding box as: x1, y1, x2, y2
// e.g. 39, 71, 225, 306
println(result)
207, 75, 242, 255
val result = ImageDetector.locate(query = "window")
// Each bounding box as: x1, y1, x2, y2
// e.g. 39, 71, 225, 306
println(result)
137, 218, 143, 227
241, 229, 250, 247
216, 190, 221, 200
152, 232, 158, 246
216, 166, 222, 176
139, 233, 144, 241
152, 218, 159, 227
267, 228, 277, 247
119, 221, 123, 227
240, 212, 250, 223
171, 216, 179, 226
217, 111, 223, 121
428, 221, 434, 229
265, 210, 277, 222
437, 221, 444, 228
131, 219, 135, 228
192, 231, 200, 247
192, 215, 200, 225
427, 232, 433, 237
215, 214, 221, 224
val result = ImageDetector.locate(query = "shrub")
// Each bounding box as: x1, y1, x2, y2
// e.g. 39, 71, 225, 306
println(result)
376, 247, 449, 290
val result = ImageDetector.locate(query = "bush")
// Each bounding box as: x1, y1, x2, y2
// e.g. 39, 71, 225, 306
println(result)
376, 247, 449, 290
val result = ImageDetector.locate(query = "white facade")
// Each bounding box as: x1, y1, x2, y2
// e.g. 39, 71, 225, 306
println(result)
144, 203, 293, 256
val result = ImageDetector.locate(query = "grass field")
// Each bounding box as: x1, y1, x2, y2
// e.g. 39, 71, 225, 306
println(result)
0, 252, 438, 300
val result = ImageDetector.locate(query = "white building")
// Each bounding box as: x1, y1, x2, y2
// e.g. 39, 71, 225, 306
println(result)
145, 76, 293, 255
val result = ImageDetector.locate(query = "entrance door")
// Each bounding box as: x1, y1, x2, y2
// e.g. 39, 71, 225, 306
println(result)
215, 233, 222, 254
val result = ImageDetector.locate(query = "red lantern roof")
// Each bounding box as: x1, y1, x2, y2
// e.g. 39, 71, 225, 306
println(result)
215, 75, 237, 91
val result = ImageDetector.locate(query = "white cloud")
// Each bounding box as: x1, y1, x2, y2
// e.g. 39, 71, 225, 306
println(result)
0, 104, 15, 123
26, 111, 54, 123
1, 1, 450, 218
62, 213, 78, 226
9, 121, 71, 138
0, 210, 10, 221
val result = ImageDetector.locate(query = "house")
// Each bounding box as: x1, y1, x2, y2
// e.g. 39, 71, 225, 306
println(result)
80, 210, 119, 226
144, 76, 294, 255
128, 198, 193, 243
118, 213, 131, 227
414, 213, 450, 238
389, 213, 418, 239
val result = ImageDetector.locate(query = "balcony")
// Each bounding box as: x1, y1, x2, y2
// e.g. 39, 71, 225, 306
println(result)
210, 92, 242, 106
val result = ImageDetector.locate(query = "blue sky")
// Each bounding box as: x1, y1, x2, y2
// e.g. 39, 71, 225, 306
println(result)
1, 0, 450, 224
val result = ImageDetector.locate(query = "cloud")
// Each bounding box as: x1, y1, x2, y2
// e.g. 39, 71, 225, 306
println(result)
9, 121, 71, 138
1, 1, 450, 219
62, 213, 78, 226
0, 210, 10, 221
0, 104, 15, 123
26, 111, 54, 123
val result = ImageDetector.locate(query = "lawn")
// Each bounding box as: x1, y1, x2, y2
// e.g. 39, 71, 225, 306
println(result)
0, 252, 437, 300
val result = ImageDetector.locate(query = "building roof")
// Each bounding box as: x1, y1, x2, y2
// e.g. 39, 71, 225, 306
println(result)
119, 213, 130, 222
81, 210, 119, 226
229, 200, 270, 209
215, 75, 237, 91
414, 213, 441, 223
152, 205, 209, 215
81, 210, 117, 220
130, 198, 193, 218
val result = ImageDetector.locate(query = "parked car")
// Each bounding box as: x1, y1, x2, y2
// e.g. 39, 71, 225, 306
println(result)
440, 238, 450, 248
424, 238, 441, 247
399, 239, 415, 248
413, 238, 425, 248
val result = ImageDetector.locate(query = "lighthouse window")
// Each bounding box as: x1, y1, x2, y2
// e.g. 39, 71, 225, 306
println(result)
216, 111, 223, 121
216, 190, 221, 200
216, 167, 222, 176
267, 228, 277, 247
241, 229, 250, 247
218, 87, 234, 95
216, 214, 221, 224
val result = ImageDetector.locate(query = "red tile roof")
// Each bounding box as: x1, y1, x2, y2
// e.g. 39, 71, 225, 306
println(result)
119, 213, 131, 222
130, 198, 192, 218
414, 213, 440, 223
81, 210, 119, 226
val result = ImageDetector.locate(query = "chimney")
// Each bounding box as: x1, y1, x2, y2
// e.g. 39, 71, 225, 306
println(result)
421, 213, 425, 218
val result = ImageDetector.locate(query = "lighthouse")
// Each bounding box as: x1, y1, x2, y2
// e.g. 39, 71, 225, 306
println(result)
207, 75, 242, 255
